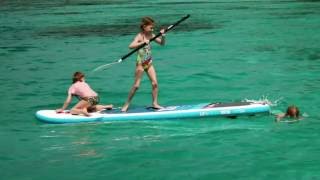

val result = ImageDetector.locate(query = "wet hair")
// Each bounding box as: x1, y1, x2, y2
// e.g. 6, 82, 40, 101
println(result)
140, 16, 155, 31
87, 106, 97, 113
72, 71, 84, 84
285, 105, 300, 118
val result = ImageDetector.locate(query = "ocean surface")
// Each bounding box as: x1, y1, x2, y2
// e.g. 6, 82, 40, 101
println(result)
1, 0, 320, 179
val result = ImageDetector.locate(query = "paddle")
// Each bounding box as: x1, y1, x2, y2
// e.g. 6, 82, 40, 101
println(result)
92, 14, 190, 72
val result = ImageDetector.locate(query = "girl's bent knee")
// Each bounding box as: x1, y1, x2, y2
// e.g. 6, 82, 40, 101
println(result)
133, 85, 140, 90
152, 83, 158, 89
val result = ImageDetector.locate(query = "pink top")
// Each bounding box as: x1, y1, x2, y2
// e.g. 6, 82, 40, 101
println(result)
68, 81, 97, 98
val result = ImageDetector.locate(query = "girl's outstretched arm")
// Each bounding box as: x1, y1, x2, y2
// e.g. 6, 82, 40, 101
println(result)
56, 94, 72, 113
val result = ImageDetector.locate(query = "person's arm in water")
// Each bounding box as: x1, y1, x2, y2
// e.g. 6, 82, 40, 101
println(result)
275, 113, 286, 122
56, 93, 72, 113
275, 113, 302, 123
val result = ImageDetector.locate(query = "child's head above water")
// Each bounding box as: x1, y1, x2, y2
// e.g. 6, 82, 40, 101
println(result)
285, 105, 300, 118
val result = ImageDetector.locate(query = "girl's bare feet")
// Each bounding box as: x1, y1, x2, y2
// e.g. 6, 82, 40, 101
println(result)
152, 104, 163, 109
104, 105, 113, 110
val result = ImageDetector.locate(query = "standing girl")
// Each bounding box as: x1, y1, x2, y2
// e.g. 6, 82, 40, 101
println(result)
56, 72, 113, 116
121, 17, 166, 112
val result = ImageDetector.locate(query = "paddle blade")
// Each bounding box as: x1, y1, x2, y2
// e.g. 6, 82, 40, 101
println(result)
92, 60, 121, 72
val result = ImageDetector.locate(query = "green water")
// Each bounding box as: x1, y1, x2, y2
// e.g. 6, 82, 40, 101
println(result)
1, 0, 320, 179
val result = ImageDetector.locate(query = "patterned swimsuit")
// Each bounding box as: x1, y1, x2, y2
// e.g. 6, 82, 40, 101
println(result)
81, 96, 99, 106
137, 34, 152, 70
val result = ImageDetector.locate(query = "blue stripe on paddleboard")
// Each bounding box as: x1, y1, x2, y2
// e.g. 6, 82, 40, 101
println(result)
35, 102, 270, 124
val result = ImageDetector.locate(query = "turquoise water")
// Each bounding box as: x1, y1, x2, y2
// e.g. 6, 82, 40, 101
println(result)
1, 0, 320, 179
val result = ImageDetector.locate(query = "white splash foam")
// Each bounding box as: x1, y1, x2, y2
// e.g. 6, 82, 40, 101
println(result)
243, 95, 284, 107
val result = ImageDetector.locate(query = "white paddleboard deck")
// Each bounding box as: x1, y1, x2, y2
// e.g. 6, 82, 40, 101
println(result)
36, 101, 270, 124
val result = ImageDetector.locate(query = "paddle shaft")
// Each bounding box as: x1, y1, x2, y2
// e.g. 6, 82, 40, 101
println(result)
119, 14, 190, 62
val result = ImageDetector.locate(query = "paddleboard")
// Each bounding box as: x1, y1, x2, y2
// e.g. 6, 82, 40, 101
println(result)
35, 101, 270, 124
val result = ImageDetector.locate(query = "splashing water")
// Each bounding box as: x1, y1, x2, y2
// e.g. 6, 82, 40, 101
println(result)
243, 96, 284, 107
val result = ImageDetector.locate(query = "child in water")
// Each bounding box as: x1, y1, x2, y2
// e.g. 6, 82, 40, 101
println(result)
276, 105, 300, 122
121, 16, 166, 112
56, 72, 113, 116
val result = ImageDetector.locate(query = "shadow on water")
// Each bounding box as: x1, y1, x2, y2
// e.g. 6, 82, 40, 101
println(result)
0, 0, 132, 8
271, 10, 320, 19
155, 1, 305, 5
63, 0, 132, 6
37, 20, 218, 38
294, 48, 320, 61
38, 24, 138, 38
2, 1, 222, 38
0, 46, 36, 52
296, 0, 320, 2
2, 0, 320, 10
